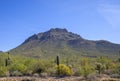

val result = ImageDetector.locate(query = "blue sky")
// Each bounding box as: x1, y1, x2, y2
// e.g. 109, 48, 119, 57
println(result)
0, 0, 120, 51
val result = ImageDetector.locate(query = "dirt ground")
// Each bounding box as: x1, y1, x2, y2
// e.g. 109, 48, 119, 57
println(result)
0, 76, 83, 81
0, 76, 120, 81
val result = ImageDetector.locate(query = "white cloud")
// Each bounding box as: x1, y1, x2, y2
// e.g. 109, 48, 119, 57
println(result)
98, 4, 120, 29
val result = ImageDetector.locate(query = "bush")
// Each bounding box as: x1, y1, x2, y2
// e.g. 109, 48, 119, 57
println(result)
10, 70, 22, 76
8, 63, 27, 75
95, 63, 106, 74
26, 60, 46, 74
0, 66, 8, 76
112, 65, 120, 75
74, 58, 94, 77
79, 65, 94, 77
55, 64, 73, 76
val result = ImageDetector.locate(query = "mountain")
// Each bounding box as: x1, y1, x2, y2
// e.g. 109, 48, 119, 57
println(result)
10, 28, 120, 58
0, 51, 3, 53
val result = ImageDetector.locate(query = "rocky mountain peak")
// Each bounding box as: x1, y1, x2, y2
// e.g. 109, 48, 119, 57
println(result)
23, 28, 82, 44
48, 28, 68, 33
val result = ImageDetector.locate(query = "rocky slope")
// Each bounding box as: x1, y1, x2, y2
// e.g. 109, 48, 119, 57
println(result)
10, 28, 120, 57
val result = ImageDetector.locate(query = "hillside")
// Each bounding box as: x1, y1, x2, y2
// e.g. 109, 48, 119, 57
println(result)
0, 51, 2, 53
10, 28, 120, 58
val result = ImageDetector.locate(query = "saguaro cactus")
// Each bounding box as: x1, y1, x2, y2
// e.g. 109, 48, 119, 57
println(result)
119, 50, 120, 57
5, 52, 10, 66
118, 51, 120, 62
56, 55, 60, 76
56, 56, 59, 65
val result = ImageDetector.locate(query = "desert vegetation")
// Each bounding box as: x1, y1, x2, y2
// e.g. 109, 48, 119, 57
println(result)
0, 52, 120, 81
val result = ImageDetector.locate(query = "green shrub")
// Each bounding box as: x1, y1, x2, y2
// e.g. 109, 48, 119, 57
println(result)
112, 65, 120, 74
26, 60, 46, 74
55, 64, 73, 76
95, 62, 106, 74
0, 66, 8, 76
76, 65, 94, 77
8, 63, 27, 74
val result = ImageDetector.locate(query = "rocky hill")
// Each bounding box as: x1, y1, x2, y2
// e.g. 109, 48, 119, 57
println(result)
0, 51, 3, 53
10, 28, 120, 58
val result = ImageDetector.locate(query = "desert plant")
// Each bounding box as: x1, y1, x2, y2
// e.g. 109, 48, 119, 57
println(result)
8, 62, 27, 75
55, 64, 73, 76
26, 60, 47, 74
77, 65, 94, 78
0, 66, 8, 76
95, 62, 106, 74
112, 65, 120, 75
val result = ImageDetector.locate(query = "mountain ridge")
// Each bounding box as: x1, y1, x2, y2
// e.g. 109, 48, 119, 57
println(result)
10, 28, 120, 58
0, 51, 3, 53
